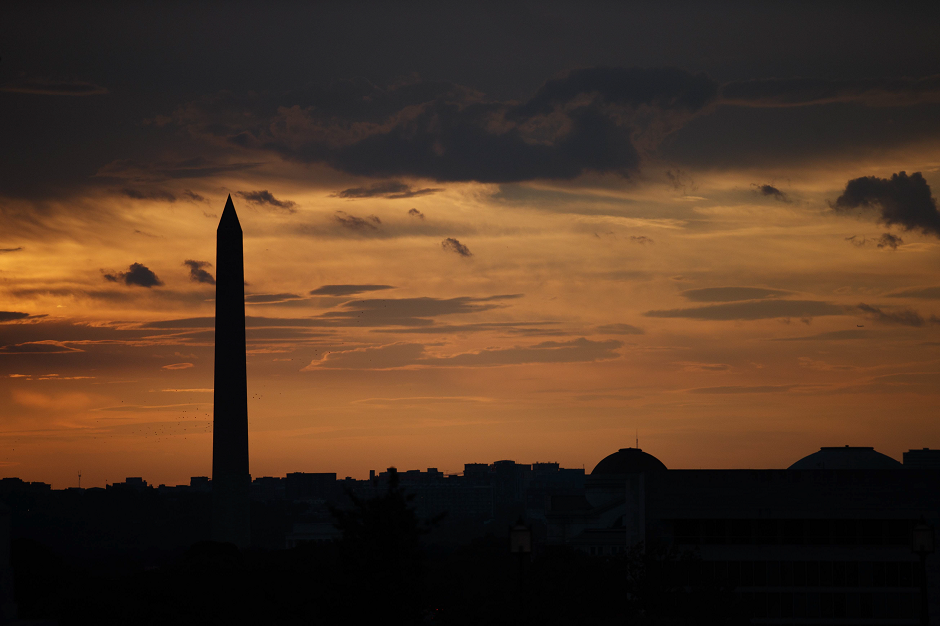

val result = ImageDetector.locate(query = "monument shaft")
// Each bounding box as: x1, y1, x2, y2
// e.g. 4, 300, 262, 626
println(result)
211, 196, 250, 547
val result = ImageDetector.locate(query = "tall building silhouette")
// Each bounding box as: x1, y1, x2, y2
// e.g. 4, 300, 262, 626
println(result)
211, 195, 251, 547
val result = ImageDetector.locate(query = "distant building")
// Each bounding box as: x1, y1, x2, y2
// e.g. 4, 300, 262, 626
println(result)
903, 448, 940, 469
251, 476, 285, 501
108, 477, 150, 491
546, 446, 940, 624
0, 478, 51, 495
285, 472, 337, 502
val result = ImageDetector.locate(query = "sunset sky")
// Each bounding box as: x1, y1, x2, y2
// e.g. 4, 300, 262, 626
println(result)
3, 3, 940, 488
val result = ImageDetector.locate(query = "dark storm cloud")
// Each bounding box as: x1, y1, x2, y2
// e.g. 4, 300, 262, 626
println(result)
644, 299, 844, 320
183, 260, 215, 285
97, 158, 261, 183
855, 303, 938, 327
336, 181, 443, 199
7, 3, 940, 202
0, 78, 108, 96
0, 247, 23, 253
120, 188, 177, 202
720, 75, 940, 108
754, 184, 788, 202
334, 211, 380, 231
103, 263, 163, 288
664, 100, 940, 172
408, 208, 425, 219
167, 69, 940, 186
442, 238, 472, 257
596, 323, 644, 335
321, 99, 642, 182
235, 190, 296, 212
886, 286, 940, 299
309, 284, 394, 296
0, 312, 31, 323
173, 67, 721, 183
832, 171, 940, 237
513, 66, 717, 118
680, 287, 793, 302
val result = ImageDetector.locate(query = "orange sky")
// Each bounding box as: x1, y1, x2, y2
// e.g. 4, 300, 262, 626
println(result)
2, 4, 940, 488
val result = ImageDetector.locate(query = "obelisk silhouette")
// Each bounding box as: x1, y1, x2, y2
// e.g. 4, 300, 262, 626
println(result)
211, 195, 250, 548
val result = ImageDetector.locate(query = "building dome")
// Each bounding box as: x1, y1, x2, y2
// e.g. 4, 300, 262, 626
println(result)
788, 446, 902, 470
591, 448, 667, 475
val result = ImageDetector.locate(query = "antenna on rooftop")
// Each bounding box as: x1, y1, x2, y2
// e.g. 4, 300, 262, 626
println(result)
636, 429, 639, 449
78, 470, 82, 489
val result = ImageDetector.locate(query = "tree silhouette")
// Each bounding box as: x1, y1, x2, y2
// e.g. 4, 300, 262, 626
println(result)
331, 468, 434, 624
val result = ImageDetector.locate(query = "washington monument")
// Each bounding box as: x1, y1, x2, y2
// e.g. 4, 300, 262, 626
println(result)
211, 195, 250, 547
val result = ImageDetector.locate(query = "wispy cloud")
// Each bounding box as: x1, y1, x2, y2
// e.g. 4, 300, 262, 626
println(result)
309, 284, 394, 297
245, 293, 305, 304
687, 384, 800, 394
645, 300, 843, 321
596, 323, 644, 335
0, 341, 83, 354
680, 287, 793, 302
886, 286, 940, 300
337, 180, 443, 199
304, 337, 622, 370
855, 303, 938, 327
161, 363, 194, 370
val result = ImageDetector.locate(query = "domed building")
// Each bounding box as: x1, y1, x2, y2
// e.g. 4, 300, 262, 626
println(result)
586, 448, 666, 509
788, 445, 903, 470
591, 447, 668, 475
